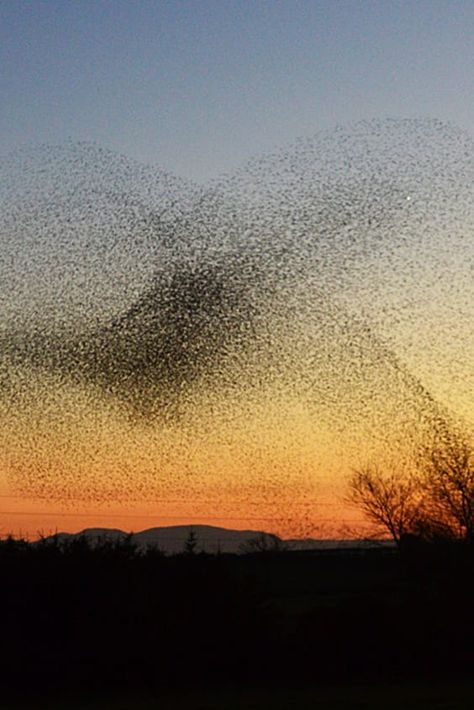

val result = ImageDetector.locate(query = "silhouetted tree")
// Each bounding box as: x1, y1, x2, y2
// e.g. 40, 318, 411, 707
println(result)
347, 466, 422, 547
424, 437, 474, 543
184, 529, 198, 554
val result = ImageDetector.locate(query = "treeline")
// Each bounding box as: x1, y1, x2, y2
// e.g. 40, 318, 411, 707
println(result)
0, 533, 473, 700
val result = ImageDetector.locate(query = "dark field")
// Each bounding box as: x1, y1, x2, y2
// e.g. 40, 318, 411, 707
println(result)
2, 537, 473, 708
12, 683, 474, 710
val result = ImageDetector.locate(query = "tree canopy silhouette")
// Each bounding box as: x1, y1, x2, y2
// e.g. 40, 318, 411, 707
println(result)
348, 435, 474, 546
423, 437, 474, 543
347, 466, 422, 546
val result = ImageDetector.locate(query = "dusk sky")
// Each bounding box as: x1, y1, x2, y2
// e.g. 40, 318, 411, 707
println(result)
2, 0, 474, 179
0, 1, 473, 540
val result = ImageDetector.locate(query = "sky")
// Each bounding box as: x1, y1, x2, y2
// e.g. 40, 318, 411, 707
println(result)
0, 1, 473, 540
2, 0, 474, 180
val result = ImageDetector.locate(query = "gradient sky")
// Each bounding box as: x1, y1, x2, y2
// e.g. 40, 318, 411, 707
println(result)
1, 1, 473, 540
2, 0, 474, 180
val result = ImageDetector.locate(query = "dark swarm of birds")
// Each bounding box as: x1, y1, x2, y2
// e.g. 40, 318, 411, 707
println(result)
0, 119, 472, 533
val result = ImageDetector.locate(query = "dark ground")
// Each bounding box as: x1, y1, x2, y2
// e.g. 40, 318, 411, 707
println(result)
11, 683, 474, 710
1, 536, 473, 708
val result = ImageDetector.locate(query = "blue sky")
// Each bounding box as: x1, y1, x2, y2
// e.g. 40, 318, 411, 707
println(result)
2, 0, 474, 179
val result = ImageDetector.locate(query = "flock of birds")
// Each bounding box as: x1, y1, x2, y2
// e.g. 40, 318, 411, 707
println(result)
0, 118, 472, 533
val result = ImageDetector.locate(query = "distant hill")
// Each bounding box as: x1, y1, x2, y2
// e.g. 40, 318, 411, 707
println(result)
38, 525, 392, 555
40, 524, 282, 555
